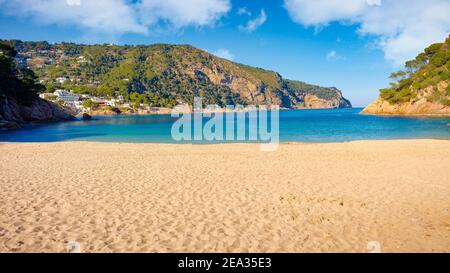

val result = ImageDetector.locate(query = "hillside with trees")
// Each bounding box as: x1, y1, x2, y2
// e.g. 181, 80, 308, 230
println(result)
4, 40, 351, 109
364, 35, 450, 115
0, 42, 74, 129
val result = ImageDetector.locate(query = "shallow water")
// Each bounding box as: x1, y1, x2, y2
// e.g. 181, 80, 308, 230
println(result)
1, 108, 449, 143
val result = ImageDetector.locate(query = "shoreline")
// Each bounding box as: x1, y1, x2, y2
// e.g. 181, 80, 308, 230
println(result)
1, 138, 450, 145
84, 107, 358, 117
360, 111, 450, 118
87, 108, 450, 119
1, 139, 449, 252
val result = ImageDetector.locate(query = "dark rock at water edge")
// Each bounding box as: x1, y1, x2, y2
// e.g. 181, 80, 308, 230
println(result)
82, 113, 92, 120
0, 97, 76, 130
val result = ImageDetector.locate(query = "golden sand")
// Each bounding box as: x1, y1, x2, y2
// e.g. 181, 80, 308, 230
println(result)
0, 140, 449, 252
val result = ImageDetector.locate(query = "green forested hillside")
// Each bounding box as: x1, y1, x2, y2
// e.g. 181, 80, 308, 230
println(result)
3, 40, 351, 109
380, 36, 450, 106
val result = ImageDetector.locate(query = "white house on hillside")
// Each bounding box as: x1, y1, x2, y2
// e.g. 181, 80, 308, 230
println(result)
107, 98, 125, 107
54, 90, 80, 103
55, 77, 68, 84
90, 97, 107, 103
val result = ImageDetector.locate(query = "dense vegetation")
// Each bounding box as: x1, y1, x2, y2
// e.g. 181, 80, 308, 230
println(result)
283, 80, 343, 101
2, 40, 349, 108
380, 36, 450, 106
0, 42, 43, 106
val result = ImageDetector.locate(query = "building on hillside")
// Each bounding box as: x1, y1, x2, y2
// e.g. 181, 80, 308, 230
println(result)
90, 97, 106, 103
107, 98, 126, 107
120, 103, 135, 109
64, 101, 87, 113
55, 77, 68, 84
90, 97, 108, 106
73, 101, 86, 110
54, 89, 80, 103
27, 57, 45, 68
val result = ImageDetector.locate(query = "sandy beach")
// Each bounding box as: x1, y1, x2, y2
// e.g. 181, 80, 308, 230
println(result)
0, 140, 449, 253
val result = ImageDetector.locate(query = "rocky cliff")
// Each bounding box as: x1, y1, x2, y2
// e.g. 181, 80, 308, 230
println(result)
363, 81, 450, 116
0, 97, 76, 130
166, 46, 352, 108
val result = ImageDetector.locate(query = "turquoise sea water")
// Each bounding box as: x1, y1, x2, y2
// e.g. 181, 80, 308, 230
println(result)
0, 108, 449, 143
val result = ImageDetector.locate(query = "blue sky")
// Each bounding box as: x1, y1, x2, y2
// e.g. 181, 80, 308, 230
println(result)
1, 0, 449, 107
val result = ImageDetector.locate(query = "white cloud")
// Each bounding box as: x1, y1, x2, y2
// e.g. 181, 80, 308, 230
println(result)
239, 9, 267, 32
0, 0, 231, 37
284, 0, 450, 66
212, 48, 234, 60
366, 0, 381, 6
137, 0, 231, 28
237, 7, 251, 16
326, 50, 344, 61
0, 0, 147, 35
284, 0, 366, 27
326, 50, 338, 60
66, 0, 81, 6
